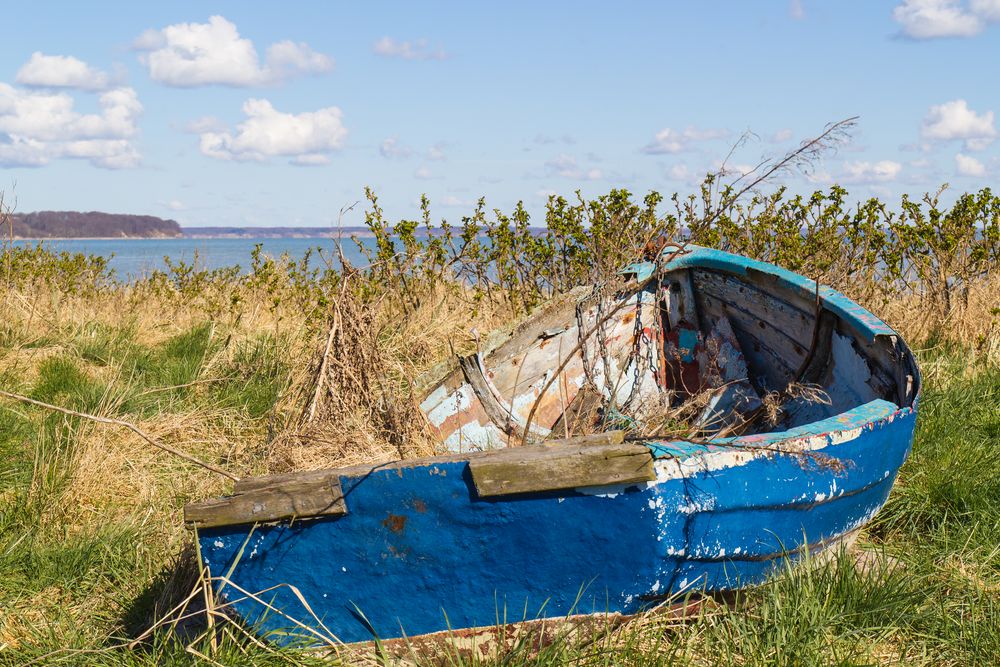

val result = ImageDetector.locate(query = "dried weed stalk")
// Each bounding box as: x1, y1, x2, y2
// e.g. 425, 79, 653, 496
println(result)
285, 273, 436, 470
760, 382, 833, 426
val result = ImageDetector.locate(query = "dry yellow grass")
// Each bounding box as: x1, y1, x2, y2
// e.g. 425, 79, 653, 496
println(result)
61, 412, 237, 528
0, 250, 997, 663
878, 272, 1000, 366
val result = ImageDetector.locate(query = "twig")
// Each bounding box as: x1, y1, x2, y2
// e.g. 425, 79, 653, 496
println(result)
333, 200, 360, 272
1, 186, 16, 288
135, 377, 233, 397
0, 388, 239, 481
707, 117, 858, 228
303, 297, 341, 424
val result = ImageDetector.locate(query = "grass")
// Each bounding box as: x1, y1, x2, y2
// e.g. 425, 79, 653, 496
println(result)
0, 265, 997, 665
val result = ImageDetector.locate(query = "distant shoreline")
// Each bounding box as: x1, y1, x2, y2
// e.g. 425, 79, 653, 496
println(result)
9, 213, 490, 240
9, 226, 549, 241
11, 235, 343, 241
11, 227, 477, 241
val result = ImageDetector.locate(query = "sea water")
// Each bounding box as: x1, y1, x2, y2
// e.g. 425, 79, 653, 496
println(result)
11, 237, 376, 279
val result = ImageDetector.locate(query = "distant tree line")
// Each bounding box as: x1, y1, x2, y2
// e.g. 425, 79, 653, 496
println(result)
10, 211, 182, 239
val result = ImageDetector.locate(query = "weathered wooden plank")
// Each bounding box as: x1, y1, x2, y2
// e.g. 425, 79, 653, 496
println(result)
233, 432, 628, 495
543, 430, 624, 447
459, 353, 521, 436
234, 454, 471, 494
667, 271, 701, 330
797, 310, 837, 383
842, 330, 906, 400
692, 269, 815, 387
547, 385, 606, 439
469, 441, 654, 497
488, 285, 591, 366
490, 288, 652, 396
693, 291, 795, 390
697, 292, 804, 366
185, 475, 347, 528
416, 287, 591, 402
692, 269, 813, 345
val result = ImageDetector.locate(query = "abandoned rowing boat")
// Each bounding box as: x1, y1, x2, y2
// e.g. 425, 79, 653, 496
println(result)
185, 245, 920, 647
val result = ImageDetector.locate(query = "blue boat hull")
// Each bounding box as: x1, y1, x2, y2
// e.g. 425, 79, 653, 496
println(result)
198, 400, 916, 645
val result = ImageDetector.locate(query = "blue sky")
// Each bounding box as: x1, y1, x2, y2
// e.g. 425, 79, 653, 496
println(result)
0, 1, 998, 227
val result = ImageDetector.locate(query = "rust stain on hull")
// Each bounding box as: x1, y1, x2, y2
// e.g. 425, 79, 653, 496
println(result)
382, 513, 407, 533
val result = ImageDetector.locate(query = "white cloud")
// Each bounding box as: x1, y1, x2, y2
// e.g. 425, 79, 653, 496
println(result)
543, 153, 603, 180
892, 0, 983, 38
666, 164, 691, 181
16, 52, 111, 91
892, 0, 1000, 38
770, 128, 794, 143
427, 142, 447, 161
921, 99, 996, 150
136, 16, 332, 87
265, 41, 333, 79
440, 195, 471, 207
839, 160, 903, 183
534, 133, 575, 145
789, 0, 805, 20
971, 0, 1000, 19
544, 153, 578, 177
291, 154, 329, 166
165, 199, 185, 211
199, 99, 346, 163
641, 126, 729, 154
0, 83, 142, 168
380, 138, 448, 161
132, 29, 165, 50
414, 165, 433, 179
717, 162, 758, 178
899, 140, 934, 152
181, 116, 224, 133
379, 137, 412, 159
372, 37, 448, 61
955, 152, 986, 176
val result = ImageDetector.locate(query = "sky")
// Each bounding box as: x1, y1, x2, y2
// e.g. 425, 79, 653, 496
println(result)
0, 1, 998, 228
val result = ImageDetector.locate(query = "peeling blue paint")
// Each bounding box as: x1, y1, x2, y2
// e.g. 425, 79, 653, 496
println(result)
676, 327, 699, 362
198, 404, 916, 645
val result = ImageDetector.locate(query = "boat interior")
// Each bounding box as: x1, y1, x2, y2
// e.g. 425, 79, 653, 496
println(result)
419, 259, 920, 453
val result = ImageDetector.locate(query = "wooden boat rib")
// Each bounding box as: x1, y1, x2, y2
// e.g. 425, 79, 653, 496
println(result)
186, 245, 920, 647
